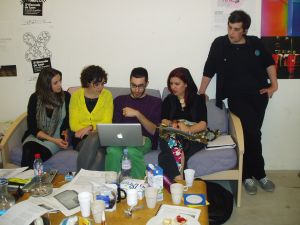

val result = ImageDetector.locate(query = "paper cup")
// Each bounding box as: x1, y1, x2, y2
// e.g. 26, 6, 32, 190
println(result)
170, 183, 187, 205
184, 169, 195, 187
91, 200, 106, 223
78, 192, 92, 217
145, 187, 158, 208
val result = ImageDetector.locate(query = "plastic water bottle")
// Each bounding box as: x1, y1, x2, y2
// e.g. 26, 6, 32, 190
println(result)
33, 153, 43, 183
120, 148, 131, 182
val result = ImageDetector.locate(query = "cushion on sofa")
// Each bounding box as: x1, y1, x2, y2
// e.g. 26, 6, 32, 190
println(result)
187, 148, 237, 177
144, 147, 237, 177
206, 99, 228, 134
9, 144, 78, 173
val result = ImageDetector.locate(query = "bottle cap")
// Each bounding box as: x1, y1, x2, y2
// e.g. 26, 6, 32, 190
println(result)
34, 153, 41, 159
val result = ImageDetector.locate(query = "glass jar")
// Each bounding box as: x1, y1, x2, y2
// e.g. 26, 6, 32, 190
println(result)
0, 178, 15, 215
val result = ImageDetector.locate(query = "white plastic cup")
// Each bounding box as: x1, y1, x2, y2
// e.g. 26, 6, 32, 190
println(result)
184, 169, 195, 187
91, 200, 106, 223
144, 187, 158, 208
78, 192, 92, 217
170, 183, 188, 205
126, 189, 138, 207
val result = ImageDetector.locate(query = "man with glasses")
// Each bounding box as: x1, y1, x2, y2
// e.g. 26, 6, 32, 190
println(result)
105, 67, 162, 179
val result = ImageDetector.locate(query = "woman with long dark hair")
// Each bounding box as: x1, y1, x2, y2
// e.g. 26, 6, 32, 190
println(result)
158, 67, 207, 181
21, 67, 70, 168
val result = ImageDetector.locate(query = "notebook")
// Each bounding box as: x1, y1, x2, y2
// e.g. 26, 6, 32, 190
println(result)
96, 123, 144, 146
206, 135, 236, 150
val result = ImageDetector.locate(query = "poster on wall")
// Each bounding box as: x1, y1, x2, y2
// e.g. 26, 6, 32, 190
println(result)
210, 0, 256, 34
31, 58, 51, 73
261, 0, 300, 79
0, 65, 17, 77
23, 1, 43, 16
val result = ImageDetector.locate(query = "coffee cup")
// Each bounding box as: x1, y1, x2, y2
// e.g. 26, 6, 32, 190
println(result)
126, 189, 138, 207
78, 192, 92, 217
91, 200, 106, 223
184, 169, 195, 187
170, 183, 188, 205
144, 186, 158, 208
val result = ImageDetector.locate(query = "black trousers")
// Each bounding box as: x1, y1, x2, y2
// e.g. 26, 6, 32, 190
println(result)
21, 141, 52, 169
158, 138, 205, 180
228, 94, 269, 180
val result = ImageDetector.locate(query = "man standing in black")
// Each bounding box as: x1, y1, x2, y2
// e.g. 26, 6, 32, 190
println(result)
199, 10, 278, 195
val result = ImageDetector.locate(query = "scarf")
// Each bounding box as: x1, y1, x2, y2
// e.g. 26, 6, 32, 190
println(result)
36, 97, 62, 136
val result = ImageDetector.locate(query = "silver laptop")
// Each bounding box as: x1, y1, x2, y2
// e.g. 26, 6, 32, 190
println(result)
96, 123, 144, 146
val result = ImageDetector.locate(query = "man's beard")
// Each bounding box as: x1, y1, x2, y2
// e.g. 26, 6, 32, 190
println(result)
131, 89, 146, 98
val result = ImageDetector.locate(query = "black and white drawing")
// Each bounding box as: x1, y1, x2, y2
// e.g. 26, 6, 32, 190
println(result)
23, 31, 52, 62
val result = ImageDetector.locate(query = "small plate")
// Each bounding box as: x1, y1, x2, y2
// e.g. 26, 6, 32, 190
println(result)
186, 195, 203, 204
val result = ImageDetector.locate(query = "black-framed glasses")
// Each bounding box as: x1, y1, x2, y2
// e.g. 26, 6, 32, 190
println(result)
93, 80, 107, 87
130, 83, 146, 90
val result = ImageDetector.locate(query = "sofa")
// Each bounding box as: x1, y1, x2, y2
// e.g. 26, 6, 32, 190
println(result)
0, 86, 244, 206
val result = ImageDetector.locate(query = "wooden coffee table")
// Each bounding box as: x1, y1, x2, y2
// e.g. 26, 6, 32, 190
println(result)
20, 175, 209, 225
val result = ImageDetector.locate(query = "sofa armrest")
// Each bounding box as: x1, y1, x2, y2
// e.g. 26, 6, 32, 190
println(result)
0, 112, 27, 168
228, 111, 244, 155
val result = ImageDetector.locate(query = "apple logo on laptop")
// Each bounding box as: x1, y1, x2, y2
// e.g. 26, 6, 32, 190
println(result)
117, 133, 123, 139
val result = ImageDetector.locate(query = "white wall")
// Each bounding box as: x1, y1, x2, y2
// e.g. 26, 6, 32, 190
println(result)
0, 0, 299, 170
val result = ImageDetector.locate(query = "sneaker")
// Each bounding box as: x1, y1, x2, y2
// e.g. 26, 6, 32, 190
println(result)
258, 177, 275, 192
244, 179, 257, 195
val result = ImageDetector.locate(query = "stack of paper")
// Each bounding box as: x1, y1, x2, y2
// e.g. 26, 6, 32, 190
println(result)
206, 135, 236, 150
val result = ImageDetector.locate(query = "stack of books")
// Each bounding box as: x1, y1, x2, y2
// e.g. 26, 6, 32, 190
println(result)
205, 135, 236, 150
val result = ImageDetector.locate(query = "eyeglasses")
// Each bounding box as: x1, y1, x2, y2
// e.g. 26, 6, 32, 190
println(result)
130, 83, 146, 90
93, 80, 107, 87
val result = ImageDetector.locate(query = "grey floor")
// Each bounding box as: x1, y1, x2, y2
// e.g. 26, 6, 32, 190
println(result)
220, 170, 300, 225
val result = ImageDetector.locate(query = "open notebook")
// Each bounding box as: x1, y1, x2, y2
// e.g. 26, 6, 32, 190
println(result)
206, 135, 236, 150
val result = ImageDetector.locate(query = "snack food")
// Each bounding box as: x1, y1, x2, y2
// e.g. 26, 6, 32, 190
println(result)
162, 215, 187, 225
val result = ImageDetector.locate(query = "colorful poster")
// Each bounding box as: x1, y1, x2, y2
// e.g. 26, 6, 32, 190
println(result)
261, 0, 300, 79
211, 0, 256, 34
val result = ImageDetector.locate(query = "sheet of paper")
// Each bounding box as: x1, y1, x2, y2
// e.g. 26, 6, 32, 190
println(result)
0, 167, 28, 178
26, 169, 107, 216
70, 169, 106, 187
157, 204, 201, 220
0, 200, 49, 225
15, 169, 34, 179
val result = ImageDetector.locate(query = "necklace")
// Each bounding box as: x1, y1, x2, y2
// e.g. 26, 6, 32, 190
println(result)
179, 98, 186, 111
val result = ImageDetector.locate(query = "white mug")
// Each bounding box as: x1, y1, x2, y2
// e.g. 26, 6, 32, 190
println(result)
170, 183, 188, 205
126, 189, 138, 207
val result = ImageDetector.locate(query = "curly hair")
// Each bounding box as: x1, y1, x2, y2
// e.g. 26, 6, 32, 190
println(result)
80, 65, 108, 88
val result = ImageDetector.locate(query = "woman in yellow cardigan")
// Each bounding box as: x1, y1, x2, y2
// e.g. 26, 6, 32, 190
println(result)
69, 65, 113, 171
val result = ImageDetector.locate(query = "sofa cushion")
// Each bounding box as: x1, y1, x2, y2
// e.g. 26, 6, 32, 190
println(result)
206, 99, 228, 134
43, 150, 78, 173
187, 148, 237, 177
144, 147, 237, 177
9, 144, 78, 173
9, 145, 22, 166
